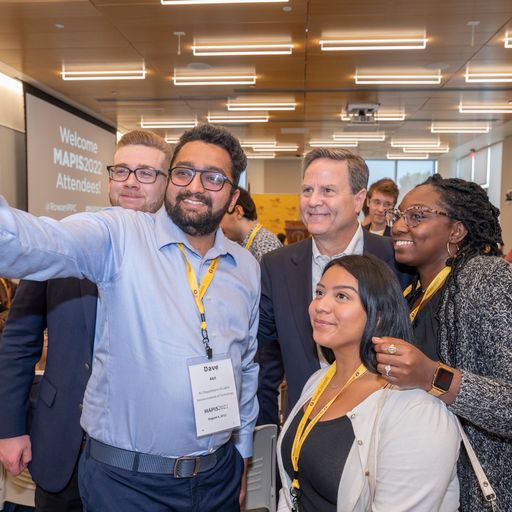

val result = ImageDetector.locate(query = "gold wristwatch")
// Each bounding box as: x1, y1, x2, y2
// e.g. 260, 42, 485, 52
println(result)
428, 362, 454, 397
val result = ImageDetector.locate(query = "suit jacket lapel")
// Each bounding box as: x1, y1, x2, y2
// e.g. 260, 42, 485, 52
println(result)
286, 239, 318, 366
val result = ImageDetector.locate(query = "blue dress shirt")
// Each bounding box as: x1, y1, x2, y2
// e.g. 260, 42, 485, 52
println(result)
0, 198, 260, 458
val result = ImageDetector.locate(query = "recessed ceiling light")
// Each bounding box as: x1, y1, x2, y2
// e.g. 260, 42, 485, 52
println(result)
309, 140, 358, 147
355, 69, 441, 85
465, 66, 512, 83
387, 153, 429, 159
54, 23, 65, 29
192, 43, 293, 56
141, 118, 197, 129
247, 153, 276, 159
228, 98, 296, 111
173, 72, 256, 85
207, 113, 268, 123
391, 138, 440, 148
430, 122, 490, 133
321, 37, 427, 51
403, 146, 450, 153
459, 103, 512, 113
61, 63, 146, 81
162, 0, 288, 4
333, 132, 386, 141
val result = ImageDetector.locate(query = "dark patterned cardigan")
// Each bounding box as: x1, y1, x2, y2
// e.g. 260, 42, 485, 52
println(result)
438, 256, 512, 511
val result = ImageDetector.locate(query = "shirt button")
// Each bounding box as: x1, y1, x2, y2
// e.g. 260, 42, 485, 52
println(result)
357, 440, 363, 446
365, 471, 370, 476
350, 413, 356, 419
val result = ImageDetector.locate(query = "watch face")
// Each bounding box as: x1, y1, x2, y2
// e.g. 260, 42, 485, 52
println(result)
435, 367, 454, 392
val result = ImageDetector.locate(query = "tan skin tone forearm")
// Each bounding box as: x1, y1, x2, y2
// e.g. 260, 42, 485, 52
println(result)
239, 457, 249, 507
372, 336, 462, 405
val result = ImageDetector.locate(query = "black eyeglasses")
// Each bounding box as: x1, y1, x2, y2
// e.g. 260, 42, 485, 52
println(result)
169, 166, 233, 192
385, 206, 450, 228
107, 165, 168, 184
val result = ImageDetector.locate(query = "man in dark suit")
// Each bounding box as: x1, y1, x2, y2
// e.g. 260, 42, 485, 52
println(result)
0, 130, 170, 512
258, 148, 413, 417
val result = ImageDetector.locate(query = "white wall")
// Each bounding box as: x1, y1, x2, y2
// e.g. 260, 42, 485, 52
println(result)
0, 72, 26, 209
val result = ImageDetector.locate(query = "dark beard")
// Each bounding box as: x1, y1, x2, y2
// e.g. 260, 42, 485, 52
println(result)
165, 191, 231, 237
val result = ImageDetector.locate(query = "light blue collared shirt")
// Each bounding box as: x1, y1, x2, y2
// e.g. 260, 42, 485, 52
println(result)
0, 199, 260, 458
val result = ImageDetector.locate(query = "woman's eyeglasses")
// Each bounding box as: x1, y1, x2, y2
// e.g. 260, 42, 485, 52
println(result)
385, 206, 450, 228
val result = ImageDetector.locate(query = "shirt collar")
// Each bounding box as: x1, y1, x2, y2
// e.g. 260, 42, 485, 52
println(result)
154, 206, 236, 261
311, 222, 364, 262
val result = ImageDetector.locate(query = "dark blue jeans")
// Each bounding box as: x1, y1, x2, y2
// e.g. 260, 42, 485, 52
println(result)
78, 441, 243, 512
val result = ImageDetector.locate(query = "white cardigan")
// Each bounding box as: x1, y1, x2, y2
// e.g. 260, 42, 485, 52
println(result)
277, 368, 461, 512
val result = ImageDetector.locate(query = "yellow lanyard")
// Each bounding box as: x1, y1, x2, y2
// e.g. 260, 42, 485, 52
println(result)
178, 243, 220, 360
290, 362, 367, 494
244, 223, 262, 250
403, 266, 451, 322
0, 278, 11, 309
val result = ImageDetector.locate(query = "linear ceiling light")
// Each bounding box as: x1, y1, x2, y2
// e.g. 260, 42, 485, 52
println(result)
391, 138, 440, 148
162, 0, 287, 4
309, 140, 358, 147
61, 63, 146, 81
228, 100, 296, 111
241, 141, 276, 148
355, 71, 441, 85
403, 145, 450, 154
431, 122, 490, 133
465, 67, 512, 83
165, 137, 180, 144
193, 44, 293, 56
459, 103, 512, 113
173, 73, 256, 86
247, 153, 276, 159
333, 132, 386, 141
341, 111, 405, 121
321, 37, 427, 51
387, 153, 429, 160
207, 113, 268, 123
253, 145, 297, 152
506, 33, 511, 48
140, 118, 197, 129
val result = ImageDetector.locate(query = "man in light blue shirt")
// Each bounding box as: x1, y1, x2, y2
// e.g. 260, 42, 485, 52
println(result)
0, 124, 260, 512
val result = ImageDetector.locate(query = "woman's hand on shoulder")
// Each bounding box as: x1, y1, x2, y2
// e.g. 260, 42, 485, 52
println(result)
372, 336, 438, 391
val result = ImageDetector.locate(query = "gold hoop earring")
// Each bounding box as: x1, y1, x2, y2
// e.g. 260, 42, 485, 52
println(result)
447, 241, 458, 258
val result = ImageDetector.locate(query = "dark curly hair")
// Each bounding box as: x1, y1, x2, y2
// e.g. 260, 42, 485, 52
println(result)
170, 124, 247, 188
420, 173, 503, 363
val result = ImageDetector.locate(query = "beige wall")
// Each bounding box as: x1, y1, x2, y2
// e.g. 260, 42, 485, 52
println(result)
246, 157, 302, 194
500, 136, 512, 251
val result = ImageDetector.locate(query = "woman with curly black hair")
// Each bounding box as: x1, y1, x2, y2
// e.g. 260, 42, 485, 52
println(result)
374, 174, 511, 511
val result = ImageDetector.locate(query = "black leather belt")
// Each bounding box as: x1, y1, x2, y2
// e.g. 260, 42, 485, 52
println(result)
89, 438, 226, 477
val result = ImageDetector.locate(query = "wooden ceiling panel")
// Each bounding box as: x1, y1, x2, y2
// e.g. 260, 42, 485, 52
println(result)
1, 0, 512, 158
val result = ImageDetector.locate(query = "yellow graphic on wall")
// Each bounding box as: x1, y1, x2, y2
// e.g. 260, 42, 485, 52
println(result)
252, 194, 300, 235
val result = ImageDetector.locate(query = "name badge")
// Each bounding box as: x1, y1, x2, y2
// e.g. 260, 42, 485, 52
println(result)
188, 356, 241, 437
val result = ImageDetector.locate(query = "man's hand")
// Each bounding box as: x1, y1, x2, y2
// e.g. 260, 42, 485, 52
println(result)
239, 457, 249, 508
0, 435, 32, 476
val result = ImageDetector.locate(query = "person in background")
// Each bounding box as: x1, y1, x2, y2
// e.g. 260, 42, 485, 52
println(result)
220, 186, 282, 263
0, 130, 170, 512
374, 174, 512, 511
278, 255, 460, 511
221, 187, 283, 426
363, 178, 399, 237
277, 233, 286, 245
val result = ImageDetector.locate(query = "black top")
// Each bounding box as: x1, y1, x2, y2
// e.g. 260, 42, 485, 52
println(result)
406, 280, 444, 361
281, 409, 355, 512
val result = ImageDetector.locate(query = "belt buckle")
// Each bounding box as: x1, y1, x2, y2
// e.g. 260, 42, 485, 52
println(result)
173, 455, 201, 478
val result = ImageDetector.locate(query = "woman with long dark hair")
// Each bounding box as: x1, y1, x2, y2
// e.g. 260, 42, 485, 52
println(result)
277, 255, 460, 511
374, 174, 512, 511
